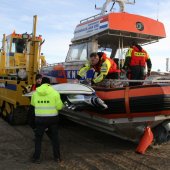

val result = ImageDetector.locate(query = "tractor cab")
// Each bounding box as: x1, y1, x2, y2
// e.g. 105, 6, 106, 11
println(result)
0, 28, 46, 81
0, 16, 47, 125
4, 32, 28, 70
7, 32, 27, 54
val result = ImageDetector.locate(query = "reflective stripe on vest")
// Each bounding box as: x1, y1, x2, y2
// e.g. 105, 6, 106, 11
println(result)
78, 63, 91, 78
35, 106, 58, 117
134, 52, 146, 57
99, 53, 119, 73
35, 106, 56, 110
130, 49, 147, 67
35, 113, 58, 117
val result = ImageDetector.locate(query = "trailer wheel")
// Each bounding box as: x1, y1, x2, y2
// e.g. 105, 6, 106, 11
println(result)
153, 124, 170, 144
1, 102, 28, 125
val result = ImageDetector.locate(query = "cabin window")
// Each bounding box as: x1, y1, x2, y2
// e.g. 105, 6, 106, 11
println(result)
6, 39, 10, 54
11, 40, 16, 53
98, 45, 128, 59
66, 43, 87, 61
98, 47, 112, 58
114, 48, 128, 59
11, 38, 26, 53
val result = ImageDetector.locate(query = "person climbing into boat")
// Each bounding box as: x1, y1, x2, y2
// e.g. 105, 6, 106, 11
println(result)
123, 42, 152, 86
75, 52, 120, 86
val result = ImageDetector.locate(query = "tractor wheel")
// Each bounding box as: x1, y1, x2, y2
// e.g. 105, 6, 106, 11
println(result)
1, 101, 9, 122
1, 101, 28, 125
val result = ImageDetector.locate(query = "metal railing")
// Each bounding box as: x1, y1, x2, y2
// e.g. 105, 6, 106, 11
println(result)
80, 14, 101, 24
114, 80, 170, 83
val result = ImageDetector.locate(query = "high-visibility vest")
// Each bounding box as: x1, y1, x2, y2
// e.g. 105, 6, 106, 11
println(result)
31, 84, 63, 117
78, 53, 120, 83
93, 53, 119, 73
130, 46, 149, 67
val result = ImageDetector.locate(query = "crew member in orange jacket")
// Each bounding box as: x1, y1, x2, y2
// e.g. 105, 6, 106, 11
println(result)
123, 42, 152, 86
76, 52, 120, 84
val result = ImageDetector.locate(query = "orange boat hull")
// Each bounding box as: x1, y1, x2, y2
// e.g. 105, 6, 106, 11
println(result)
84, 84, 170, 119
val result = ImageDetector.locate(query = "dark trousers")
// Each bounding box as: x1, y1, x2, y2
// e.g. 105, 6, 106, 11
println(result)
127, 66, 145, 86
33, 122, 60, 159
28, 106, 52, 140
27, 105, 35, 129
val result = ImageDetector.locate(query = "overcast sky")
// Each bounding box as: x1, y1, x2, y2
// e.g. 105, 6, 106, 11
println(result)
0, 0, 169, 71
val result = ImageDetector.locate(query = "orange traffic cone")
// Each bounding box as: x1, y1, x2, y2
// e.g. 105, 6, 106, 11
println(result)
136, 126, 154, 154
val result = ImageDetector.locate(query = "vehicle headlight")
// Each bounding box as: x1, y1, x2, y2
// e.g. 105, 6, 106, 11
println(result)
18, 69, 27, 79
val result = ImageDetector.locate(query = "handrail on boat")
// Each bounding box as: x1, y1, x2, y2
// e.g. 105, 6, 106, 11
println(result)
80, 14, 101, 24
114, 80, 170, 83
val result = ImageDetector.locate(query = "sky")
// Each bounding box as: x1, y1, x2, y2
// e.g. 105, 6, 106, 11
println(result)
0, 0, 169, 71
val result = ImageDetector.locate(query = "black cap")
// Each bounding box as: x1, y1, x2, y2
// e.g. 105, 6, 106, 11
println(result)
131, 41, 143, 51
131, 41, 138, 46
97, 52, 104, 58
41, 77, 50, 84
90, 52, 98, 58
35, 74, 42, 80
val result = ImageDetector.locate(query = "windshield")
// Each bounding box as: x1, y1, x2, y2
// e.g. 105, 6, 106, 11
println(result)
98, 46, 128, 59
66, 43, 87, 61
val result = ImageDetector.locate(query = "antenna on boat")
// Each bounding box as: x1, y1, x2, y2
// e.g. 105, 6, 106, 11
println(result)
156, 0, 160, 21
95, 0, 135, 15
110, 1, 116, 12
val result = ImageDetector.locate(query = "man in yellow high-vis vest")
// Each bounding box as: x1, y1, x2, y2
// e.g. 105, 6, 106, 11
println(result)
31, 78, 63, 163
76, 52, 120, 84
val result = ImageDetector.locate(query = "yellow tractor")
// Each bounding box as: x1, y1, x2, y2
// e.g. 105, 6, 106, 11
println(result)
0, 15, 46, 124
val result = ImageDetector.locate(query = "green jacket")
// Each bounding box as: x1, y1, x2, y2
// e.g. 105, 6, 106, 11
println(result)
31, 84, 63, 117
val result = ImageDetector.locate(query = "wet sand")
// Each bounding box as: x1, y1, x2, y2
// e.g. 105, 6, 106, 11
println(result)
0, 118, 169, 170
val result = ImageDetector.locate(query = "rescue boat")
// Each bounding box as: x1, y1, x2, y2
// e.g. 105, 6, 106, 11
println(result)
41, 0, 170, 143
